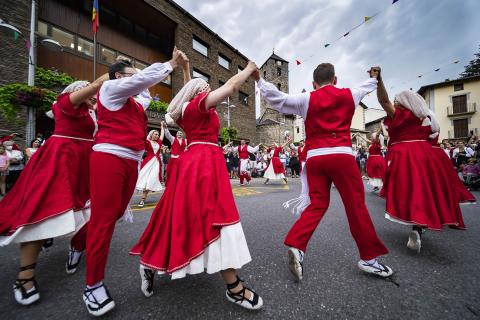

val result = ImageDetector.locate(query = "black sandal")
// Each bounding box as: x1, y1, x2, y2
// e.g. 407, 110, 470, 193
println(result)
13, 263, 40, 305
83, 283, 116, 316
225, 276, 263, 310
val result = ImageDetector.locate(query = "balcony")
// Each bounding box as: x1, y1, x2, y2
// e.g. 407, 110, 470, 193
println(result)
447, 102, 476, 117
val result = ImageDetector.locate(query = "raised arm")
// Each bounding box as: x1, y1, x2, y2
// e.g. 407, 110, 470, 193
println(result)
159, 123, 165, 141
69, 73, 109, 107
182, 60, 191, 85
163, 122, 175, 144
281, 137, 293, 149
204, 61, 257, 109
373, 67, 395, 117
247, 144, 260, 153
253, 69, 309, 119
350, 77, 378, 106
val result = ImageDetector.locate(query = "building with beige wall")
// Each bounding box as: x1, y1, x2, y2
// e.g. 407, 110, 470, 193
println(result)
418, 75, 480, 141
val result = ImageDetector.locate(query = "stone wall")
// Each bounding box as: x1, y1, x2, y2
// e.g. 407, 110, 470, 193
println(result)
0, 0, 32, 148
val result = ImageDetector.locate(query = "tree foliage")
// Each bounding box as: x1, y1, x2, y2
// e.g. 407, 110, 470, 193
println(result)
460, 45, 480, 78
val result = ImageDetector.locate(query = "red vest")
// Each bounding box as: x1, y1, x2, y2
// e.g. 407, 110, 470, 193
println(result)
171, 138, 186, 156
298, 146, 307, 162
238, 145, 249, 159
305, 86, 355, 150
95, 96, 147, 151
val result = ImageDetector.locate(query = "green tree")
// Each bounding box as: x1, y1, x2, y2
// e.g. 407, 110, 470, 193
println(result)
460, 45, 480, 78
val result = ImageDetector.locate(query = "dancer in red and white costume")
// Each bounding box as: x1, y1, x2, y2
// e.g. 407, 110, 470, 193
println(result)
376, 68, 467, 253
289, 140, 307, 174
164, 124, 187, 185
131, 62, 263, 310
0, 76, 108, 306
230, 139, 260, 186
255, 63, 392, 281
355, 131, 386, 192
82, 50, 188, 317
264, 140, 290, 184
136, 125, 165, 208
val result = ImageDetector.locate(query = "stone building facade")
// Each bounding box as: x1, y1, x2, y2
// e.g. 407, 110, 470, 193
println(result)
256, 53, 295, 144
0, 0, 256, 147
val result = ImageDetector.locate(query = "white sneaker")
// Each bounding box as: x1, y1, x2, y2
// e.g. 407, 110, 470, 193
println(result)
287, 247, 304, 282
66, 246, 83, 275
13, 279, 40, 306
83, 284, 115, 317
407, 230, 422, 253
358, 259, 393, 278
139, 265, 155, 297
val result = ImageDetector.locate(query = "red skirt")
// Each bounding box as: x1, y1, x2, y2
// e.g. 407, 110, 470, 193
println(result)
271, 157, 285, 174
366, 155, 386, 180
383, 141, 465, 230
165, 157, 179, 186
130, 144, 241, 273
430, 147, 476, 203
0, 136, 92, 236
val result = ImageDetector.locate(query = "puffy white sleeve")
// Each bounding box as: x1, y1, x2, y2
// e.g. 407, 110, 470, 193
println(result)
247, 145, 259, 153
164, 127, 175, 144
257, 79, 309, 119
350, 78, 378, 106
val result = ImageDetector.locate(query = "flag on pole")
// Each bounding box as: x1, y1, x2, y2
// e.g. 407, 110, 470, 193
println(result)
296, 60, 302, 65
92, 0, 99, 34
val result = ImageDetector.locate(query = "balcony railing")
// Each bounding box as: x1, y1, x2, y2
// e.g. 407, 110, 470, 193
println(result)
447, 102, 476, 116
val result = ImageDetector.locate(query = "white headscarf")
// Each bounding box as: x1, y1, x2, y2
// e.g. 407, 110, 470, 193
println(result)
395, 90, 431, 127
147, 130, 159, 141
61, 80, 89, 94
428, 109, 440, 139
165, 78, 210, 125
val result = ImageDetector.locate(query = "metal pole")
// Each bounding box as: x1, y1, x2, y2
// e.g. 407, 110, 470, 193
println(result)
26, 0, 36, 145
93, 32, 97, 80
227, 96, 231, 143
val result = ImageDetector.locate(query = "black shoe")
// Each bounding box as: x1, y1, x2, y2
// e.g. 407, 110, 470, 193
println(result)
225, 276, 263, 310
13, 263, 40, 305
83, 283, 115, 317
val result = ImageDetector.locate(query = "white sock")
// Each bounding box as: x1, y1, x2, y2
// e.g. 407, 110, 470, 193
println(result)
86, 282, 108, 303
363, 259, 381, 269
70, 249, 82, 265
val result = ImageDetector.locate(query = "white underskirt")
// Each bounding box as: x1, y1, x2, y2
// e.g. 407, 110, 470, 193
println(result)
264, 163, 285, 180
385, 213, 414, 226
0, 208, 90, 246
136, 158, 163, 192
368, 178, 383, 188
153, 222, 251, 280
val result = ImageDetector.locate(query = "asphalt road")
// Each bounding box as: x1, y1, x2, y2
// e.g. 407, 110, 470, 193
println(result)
1, 178, 479, 319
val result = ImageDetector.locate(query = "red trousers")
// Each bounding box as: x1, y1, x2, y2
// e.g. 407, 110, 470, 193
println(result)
284, 154, 388, 260
86, 152, 138, 286
70, 223, 88, 251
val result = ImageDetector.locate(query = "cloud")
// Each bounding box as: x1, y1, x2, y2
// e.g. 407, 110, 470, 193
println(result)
174, 0, 480, 113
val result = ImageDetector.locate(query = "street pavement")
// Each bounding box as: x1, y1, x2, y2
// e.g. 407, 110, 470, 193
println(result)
0, 178, 479, 319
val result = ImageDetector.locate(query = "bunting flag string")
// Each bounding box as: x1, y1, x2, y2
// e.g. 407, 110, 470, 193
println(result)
293, 0, 401, 65
389, 59, 462, 90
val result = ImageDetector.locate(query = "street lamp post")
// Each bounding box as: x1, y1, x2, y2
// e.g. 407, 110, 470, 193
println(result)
220, 97, 237, 143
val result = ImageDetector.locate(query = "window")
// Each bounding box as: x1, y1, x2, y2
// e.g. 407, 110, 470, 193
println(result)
263, 70, 267, 78
77, 37, 94, 57
277, 83, 281, 90
193, 37, 208, 56
297, 127, 300, 134
51, 26, 74, 49
277, 67, 282, 76
219, 80, 225, 88
218, 54, 230, 69
452, 95, 467, 114
239, 91, 249, 105
162, 74, 172, 86
100, 46, 116, 64
454, 83, 464, 91
135, 60, 148, 70
37, 21, 48, 36
453, 119, 468, 138
276, 60, 282, 66
238, 65, 244, 73
193, 69, 210, 83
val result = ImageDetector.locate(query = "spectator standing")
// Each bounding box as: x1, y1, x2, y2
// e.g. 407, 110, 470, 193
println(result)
0, 145, 9, 196
3, 141, 24, 191
25, 139, 42, 162
453, 141, 474, 167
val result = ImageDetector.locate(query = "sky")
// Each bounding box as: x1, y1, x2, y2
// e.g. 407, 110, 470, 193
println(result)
174, 0, 480, 117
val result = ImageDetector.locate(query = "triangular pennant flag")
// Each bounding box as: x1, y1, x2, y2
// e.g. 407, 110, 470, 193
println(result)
434, 68, 440, 72
301, 89, 306, 93
324, 43, 330, 48
343, 32, 350, 37
392, 0, 400, 4
364, 16, 371, 22
453, 60, 459, 64
13, 31, 19, 41
417, 75, 422, 78
296, 60, 302, 65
